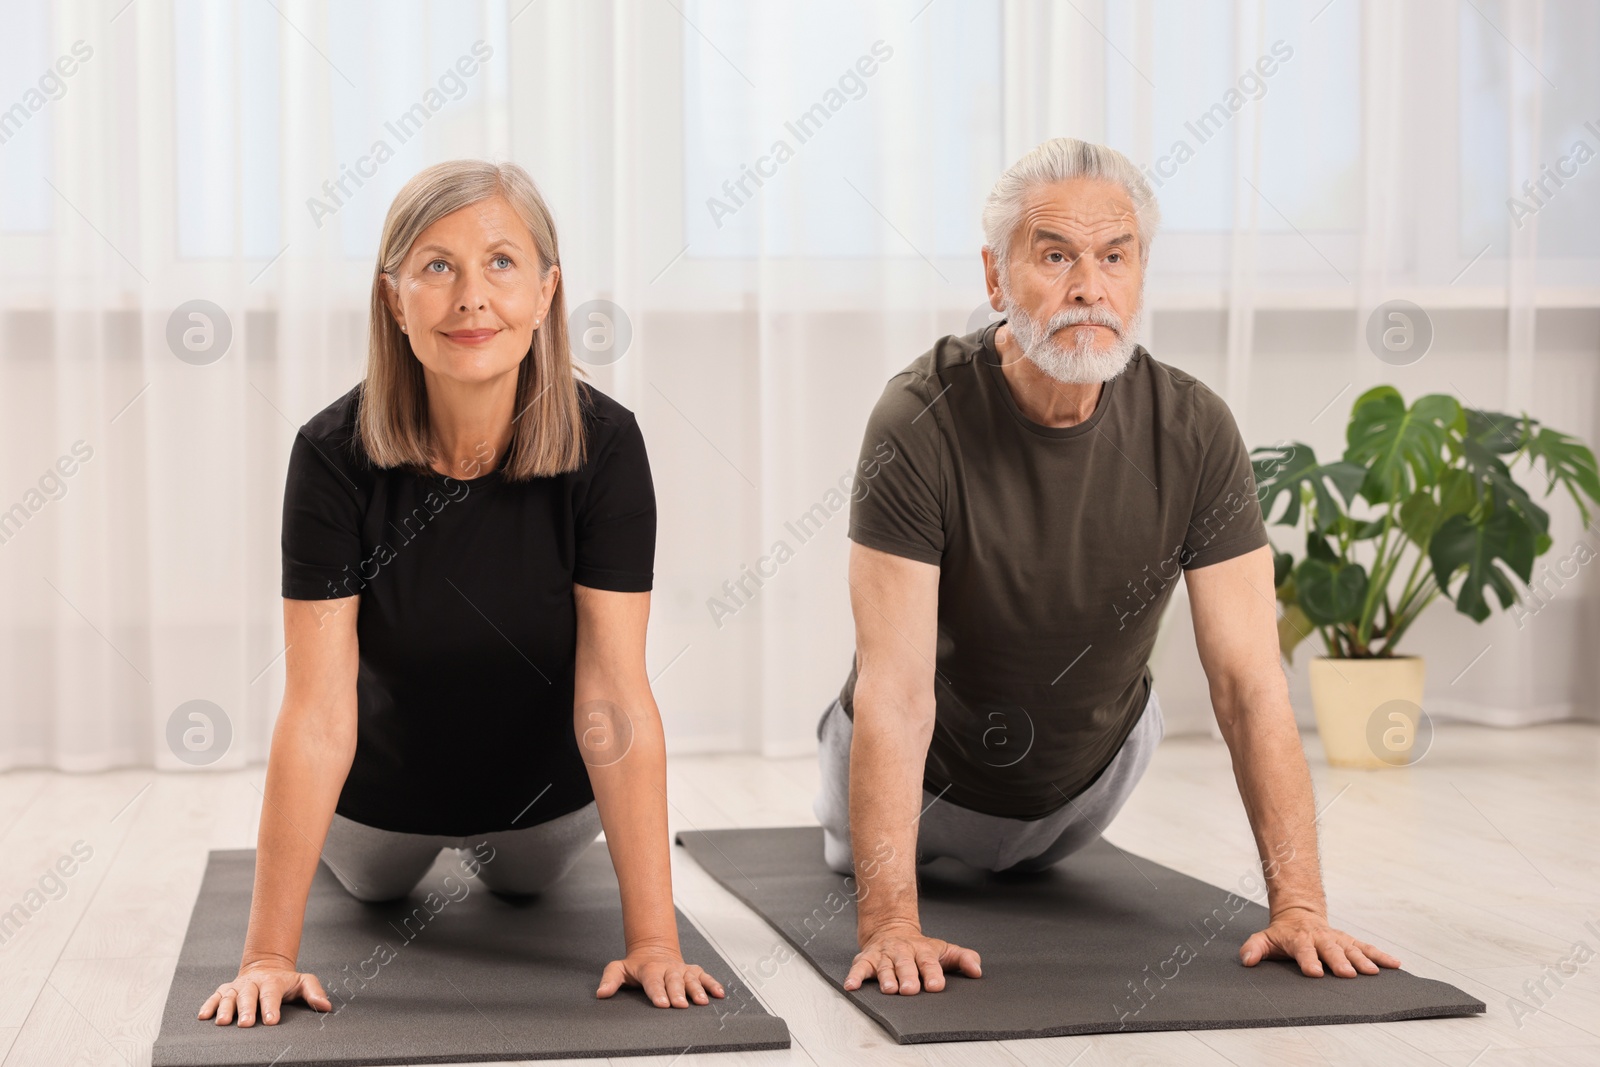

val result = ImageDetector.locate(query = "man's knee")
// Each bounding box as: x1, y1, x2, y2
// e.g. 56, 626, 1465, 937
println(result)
821, 827, 855, 876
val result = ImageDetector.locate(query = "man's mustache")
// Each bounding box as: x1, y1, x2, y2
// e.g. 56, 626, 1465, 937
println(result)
1044, 309, 1123, 337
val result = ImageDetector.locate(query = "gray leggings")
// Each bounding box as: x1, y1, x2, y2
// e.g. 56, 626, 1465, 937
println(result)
812, 688, 1164, 874
319, 801, 603, 902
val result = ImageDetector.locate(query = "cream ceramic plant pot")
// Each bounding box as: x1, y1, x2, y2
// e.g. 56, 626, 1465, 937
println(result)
1307, 656, 1427, 769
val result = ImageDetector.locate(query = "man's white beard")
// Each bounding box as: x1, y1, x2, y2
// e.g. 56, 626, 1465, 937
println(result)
1000, 289, 1143, 385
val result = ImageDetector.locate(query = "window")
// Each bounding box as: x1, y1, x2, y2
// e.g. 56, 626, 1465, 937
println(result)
1459, 0, 1600, 266
1103, 0, 1361, 234
681, 0, 1003, 259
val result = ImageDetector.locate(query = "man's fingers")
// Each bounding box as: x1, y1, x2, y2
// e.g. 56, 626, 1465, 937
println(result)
198, 991, 220, 1020
684, 970, 709, 1006
214, 990, 235, 1025
1239, 931, 1271, 967
941, 942, 983, 979
1360, 941, 1402, 969
1292, 941, 1324, 977
843, 956, 876, 992
1320, 939, 1358, 978
892, 952, 922, 995
850, 934, 981, 995
1344, 943, 1380, 976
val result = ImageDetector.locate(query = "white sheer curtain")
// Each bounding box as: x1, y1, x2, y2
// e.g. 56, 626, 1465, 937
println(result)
2, 0, 1595, 773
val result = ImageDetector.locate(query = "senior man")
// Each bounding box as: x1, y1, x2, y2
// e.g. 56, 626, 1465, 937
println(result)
813, 137, 1400, 997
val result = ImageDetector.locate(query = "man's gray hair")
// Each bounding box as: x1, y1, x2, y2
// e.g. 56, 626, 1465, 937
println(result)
981, 138, 1161, 271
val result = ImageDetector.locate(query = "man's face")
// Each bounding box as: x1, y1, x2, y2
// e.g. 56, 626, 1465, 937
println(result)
984, 178, 1146, 384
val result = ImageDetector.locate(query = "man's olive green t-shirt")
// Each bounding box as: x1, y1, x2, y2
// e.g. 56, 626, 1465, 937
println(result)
839, 321, 1268, 820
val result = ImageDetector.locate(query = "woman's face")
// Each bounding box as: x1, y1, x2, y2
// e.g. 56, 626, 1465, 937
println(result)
382, 194, 558, 387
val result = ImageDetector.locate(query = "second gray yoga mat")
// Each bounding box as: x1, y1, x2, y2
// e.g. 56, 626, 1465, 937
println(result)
676, 826, 1483, 1043
153, 843, 788, 1066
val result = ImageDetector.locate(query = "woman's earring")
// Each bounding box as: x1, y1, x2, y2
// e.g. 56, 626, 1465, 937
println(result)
400, 324, 408, 333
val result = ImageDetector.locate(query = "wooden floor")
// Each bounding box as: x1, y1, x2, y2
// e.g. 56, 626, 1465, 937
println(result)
1, 722, 1597, 1067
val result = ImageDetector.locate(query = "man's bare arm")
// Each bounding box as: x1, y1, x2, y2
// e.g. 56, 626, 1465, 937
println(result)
844, 541, 982, 994
1186, 545, 1400, 978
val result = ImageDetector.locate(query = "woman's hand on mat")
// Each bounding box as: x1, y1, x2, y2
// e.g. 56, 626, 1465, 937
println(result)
845, 920, 983, 995
198, 957, 333, 1026
596, 946, 727, 1008
1239, 907, 1402, 978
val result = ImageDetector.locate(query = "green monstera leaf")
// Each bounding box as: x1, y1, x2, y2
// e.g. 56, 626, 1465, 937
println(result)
1397, 469, 1476, 551
1252, 443, 1365, 531
1344, 387, 1463, 505
1277, 602, 1315, 661
1523, 425, 1600, 525
1463, 408, 1529, 454
1459, 436, 1550, 540
1294, 557, 1369, 626
1429, 508, 1538, 623
1272, 548, 1295, 592
1306, 529, 1338, 562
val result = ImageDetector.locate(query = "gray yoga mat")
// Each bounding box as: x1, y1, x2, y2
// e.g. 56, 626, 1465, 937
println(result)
676, 826, 1484, 1043
153, 843, 789, 1066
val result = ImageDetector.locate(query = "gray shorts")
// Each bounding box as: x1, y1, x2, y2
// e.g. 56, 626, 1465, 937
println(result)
319, 801, 603, 902
812, 688, 1164, 874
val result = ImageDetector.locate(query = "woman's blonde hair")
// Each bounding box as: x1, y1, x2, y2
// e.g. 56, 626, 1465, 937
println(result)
358, 159, 586, 480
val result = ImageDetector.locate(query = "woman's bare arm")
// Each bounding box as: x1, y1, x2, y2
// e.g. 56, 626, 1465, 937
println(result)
199, 595, 360, 1026
573, 584, 726, 1009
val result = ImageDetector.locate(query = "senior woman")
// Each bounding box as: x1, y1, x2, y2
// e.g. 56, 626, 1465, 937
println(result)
197, 159, 723, 1027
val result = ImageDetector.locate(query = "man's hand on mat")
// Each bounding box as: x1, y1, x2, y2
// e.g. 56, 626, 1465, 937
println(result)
596, 947, 727, 1008
845, 920, 983, 995
198, 957, 333, 1026
1239, 907, 1402, 978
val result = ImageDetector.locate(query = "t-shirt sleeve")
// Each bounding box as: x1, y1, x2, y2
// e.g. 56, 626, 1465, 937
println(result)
573, 413, 656, 592
1181, 385, 1270, 569
281, 431, 366, 600
847, 374, 945, 567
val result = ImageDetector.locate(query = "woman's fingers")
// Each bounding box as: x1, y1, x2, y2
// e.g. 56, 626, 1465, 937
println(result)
642, 963, 670, 1008
200, 967, 335, 1027
298, 972, 334, 1012
596, 956, 726, 1007
595, 959, 627, 998
258, 980, 283, 1025
235, 980, 260, 1026
700, 967, 726, 998
663, 968, 688, 1008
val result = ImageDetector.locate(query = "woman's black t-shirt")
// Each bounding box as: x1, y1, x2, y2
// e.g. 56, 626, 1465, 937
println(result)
280, 380, 655, 836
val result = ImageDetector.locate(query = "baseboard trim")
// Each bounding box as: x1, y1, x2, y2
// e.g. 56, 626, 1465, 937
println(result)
1423, 699, 1582, 728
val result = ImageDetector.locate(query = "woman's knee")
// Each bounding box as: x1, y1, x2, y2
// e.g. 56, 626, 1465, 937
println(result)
321, 815, 443, 902
470, 803, 601, 895
325, 856, 435, 902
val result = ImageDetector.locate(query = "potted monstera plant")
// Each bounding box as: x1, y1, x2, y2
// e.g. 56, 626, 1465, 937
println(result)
1252, 386, 1600, 768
